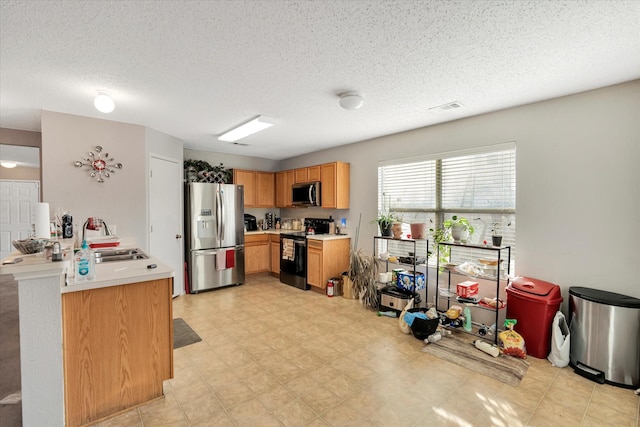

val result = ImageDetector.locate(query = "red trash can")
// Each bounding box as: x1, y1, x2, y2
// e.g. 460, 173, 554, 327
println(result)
505, 276, 563, 359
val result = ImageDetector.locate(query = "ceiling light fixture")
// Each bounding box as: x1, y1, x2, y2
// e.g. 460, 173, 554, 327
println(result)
94, 91, 115, 113
339, 91, 364, 110
1, 161, 17, 168
429, 101, 464, 113
218, 116, 274, 142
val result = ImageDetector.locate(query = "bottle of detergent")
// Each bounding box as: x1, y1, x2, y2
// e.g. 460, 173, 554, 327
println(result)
75, 240, 95, 281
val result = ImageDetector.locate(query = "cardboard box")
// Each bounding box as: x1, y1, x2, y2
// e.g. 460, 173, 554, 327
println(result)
457, 280, 479, 297
397, 271, 426, 291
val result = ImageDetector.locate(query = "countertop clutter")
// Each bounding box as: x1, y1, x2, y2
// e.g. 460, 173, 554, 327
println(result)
0, 238, 175, 293
245, 229, 351, 241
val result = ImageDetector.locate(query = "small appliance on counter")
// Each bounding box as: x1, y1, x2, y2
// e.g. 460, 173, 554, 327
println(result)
244, 214, 257, 231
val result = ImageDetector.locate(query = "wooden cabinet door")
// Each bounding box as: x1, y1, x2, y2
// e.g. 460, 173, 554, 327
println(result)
306, 239, 323, 288
294, 167, 309, 183
256, 172, 275, 207
233, 170, 256, 207
276, 170, 294, 208
245, 234, 270, 274
270, 235, 280, 274
320, 163, 337, 209
321, 162, 350, 209
62, 279, 173, 427
275, 171, 286, 207
308, 165, 321, 181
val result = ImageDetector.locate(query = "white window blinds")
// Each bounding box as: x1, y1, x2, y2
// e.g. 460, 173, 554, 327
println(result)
378, 143, 516, 265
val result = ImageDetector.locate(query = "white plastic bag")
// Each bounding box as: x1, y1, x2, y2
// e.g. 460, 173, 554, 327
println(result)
547, 311, 570, 367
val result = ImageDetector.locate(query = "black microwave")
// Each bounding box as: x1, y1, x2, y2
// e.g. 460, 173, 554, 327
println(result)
292, 182, 321, 206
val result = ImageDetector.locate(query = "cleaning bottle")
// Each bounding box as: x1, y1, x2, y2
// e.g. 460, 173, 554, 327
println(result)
463, 306, 472, 332
75, 240, 95, 281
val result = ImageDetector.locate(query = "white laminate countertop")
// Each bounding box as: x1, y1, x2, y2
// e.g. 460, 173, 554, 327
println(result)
245, 230, 351, 241
1, 244, 174, 294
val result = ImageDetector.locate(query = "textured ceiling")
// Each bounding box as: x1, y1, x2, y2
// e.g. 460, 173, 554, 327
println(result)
1, 0, 639, 160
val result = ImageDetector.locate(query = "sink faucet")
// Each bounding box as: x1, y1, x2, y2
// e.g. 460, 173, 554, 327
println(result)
82, 217, 112, 242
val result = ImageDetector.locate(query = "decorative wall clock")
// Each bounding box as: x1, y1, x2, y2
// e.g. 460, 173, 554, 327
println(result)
74, 145, 123, 183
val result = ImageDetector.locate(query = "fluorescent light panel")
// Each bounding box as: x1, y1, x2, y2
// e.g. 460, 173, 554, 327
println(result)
218, 116, 274, 142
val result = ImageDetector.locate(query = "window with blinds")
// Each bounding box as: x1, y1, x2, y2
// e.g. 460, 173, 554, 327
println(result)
378, 143, 516, 267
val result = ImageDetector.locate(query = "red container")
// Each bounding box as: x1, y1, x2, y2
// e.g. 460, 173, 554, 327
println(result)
506, 276, 563, 359
457, 280, 479, 297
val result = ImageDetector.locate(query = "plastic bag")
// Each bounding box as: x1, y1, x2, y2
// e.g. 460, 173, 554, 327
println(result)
499, 319, 527, 359
398, 298, 415, 334
547, 311, 570, 367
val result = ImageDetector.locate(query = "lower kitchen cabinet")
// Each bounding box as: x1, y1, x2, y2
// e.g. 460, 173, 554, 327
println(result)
61, 278, 173, 427
270, 234, 280, 275
245, 234, 270, 274
306, 238, 350, 290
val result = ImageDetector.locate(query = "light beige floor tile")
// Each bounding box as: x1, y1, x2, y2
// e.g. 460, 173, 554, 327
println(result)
95, 408, 142, 426
299, 383, 344, 414
257, 383, 298, 411
179, 392, 224, 425
272, 397, 317, 426
213, 380, 256, 408
116, 275, 603, 426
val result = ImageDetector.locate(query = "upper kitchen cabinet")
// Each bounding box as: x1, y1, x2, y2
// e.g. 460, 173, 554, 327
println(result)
256, 172, 275, 207
276, 169, 294, 208
321, 162, 350, 209
233, 169, 275, 208
294, 165, 320, 184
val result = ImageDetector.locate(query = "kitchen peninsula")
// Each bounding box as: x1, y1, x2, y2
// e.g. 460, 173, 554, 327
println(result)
0, 247, 174, 427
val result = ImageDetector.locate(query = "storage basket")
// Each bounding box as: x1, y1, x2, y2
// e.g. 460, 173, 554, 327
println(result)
408, 308, 439, 340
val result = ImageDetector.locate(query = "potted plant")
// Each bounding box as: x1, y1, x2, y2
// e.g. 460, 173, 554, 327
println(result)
443, 215, 474, 243
490, 223, 501, 247
373, 212, 401, 237
490, 221, 511, 247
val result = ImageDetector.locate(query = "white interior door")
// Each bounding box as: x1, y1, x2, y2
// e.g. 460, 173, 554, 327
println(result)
149, 155, 183, 296
0, 180, 39, 259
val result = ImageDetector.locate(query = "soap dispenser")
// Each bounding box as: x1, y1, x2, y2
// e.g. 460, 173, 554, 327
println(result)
75, 240, 95, 281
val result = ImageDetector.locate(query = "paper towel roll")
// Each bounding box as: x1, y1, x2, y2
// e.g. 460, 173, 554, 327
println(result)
34, 202, 51, 239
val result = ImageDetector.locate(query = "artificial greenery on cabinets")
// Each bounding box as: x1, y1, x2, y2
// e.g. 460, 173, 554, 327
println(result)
184, 159, 232, 183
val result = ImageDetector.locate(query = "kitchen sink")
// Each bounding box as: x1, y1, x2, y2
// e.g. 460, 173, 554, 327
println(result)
94, 248, 149, 263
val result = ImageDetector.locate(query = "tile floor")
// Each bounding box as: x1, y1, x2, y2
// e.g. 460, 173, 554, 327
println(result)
97, 273, 638, 427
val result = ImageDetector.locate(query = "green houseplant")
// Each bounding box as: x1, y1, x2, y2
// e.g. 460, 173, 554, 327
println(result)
443, 215, 474, 243
373, 212, 401, 237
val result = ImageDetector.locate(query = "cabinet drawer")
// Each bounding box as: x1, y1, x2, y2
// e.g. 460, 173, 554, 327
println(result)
245, 234, 269, 244
307, 239, 323, 250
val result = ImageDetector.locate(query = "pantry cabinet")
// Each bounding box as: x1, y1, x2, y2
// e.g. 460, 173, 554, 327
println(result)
320, 161, 350, 209
233, 169, 275, 208
306, 237, 351, 290
275, 169, 294, 208
245, 234, 270, 274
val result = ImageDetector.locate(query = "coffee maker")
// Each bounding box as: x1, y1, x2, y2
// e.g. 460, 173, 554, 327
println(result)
62, 214, 73, 239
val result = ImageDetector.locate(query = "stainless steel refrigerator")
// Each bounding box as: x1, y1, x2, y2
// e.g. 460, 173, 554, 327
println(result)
185, 182, 245, 293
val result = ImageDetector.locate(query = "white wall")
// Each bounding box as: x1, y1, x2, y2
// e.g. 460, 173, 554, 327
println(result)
279, 80, 640, 300
42, 111, 148, 249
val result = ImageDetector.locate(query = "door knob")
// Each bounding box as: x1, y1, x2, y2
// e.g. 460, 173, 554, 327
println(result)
176, 234, 182, 239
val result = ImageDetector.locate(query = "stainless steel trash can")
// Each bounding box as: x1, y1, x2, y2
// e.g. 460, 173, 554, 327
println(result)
569, 287, 640, 388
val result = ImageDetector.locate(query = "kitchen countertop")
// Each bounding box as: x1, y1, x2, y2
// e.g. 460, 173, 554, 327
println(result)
245, 229, 350, 241
1, 243, 174, 294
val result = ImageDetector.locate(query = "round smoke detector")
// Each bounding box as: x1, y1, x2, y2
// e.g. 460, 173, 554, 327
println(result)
339, 92, 364, 110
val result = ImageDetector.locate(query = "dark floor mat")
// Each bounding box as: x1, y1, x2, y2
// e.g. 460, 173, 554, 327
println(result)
173, 318, 202, 349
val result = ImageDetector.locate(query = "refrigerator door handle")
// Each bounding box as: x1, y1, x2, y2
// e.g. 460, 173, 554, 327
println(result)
217, 188, 225, 241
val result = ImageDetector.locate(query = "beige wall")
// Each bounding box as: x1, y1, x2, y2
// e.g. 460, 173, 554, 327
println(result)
278, 80, 640, 300
41, 111, 148, 248
0, 127, 42, 182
